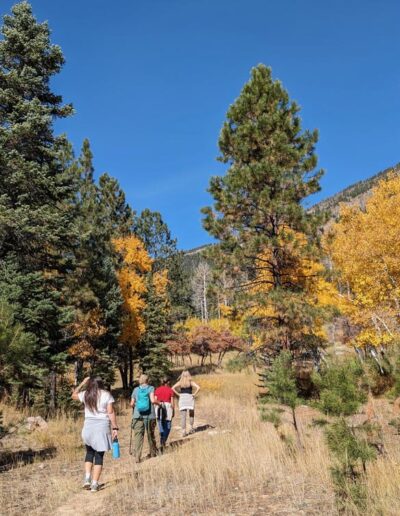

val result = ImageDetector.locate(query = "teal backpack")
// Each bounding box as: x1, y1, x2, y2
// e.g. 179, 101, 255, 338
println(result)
136, 386, 151, 414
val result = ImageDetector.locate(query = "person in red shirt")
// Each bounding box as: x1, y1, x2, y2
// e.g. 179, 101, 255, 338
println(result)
154, 377, 175, 449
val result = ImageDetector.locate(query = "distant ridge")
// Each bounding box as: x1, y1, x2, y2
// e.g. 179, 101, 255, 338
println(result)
310, 162, 400, 216
184, 244, 211, 256
183, 161, 400, 255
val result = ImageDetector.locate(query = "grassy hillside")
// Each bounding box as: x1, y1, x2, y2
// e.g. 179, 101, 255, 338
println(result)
2, 368, 400, 515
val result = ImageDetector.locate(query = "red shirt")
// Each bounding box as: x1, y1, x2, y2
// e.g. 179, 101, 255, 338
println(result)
155, 385, 174, 403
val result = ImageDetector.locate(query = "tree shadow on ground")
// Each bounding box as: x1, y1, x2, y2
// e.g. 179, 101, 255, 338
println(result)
167, 423, 215, 450
178, 364, 219, 377
0, 446, 57, 473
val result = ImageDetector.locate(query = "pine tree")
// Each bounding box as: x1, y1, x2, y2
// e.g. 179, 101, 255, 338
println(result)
138, 276, 172, 384
202, 64, 325, 357
259, 351, 301, 440
0, 298, 38, 403
134, 209, 177, 267
0, 2, 78, 409
134, 209, 192, 322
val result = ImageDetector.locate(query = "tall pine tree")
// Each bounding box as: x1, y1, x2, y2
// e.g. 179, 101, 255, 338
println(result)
137, 276, 172, 384
0, 2, 78, 409
202, 64, 325, 358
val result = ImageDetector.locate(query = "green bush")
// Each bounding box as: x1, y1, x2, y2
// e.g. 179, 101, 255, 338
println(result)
260, 407, 284, 428
259, 351, 298, 409
325, 418, 376, 511
312, 359, 366, 416
225, 353, 254, 373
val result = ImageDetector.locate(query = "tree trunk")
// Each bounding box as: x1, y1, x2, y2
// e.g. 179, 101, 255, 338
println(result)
74, 359, 82, 387
49, 370, 57, 415
128, 347, 134, 388
119, 366, 128, 391
291, 406, 303, 448
203, 271, 208, 322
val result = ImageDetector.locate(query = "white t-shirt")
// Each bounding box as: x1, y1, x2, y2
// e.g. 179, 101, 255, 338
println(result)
78, 390, 115, 419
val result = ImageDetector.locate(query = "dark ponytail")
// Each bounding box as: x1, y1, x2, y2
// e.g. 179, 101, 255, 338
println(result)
84, 377, 104, 413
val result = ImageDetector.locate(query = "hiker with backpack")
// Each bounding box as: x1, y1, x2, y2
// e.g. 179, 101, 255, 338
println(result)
72, 376, 118, 492
130, 374, 158, 463
154, 376, 175, 450
172, 370, 200, 437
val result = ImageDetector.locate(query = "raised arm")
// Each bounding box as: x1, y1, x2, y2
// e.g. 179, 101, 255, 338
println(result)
71, 376, 89, 401
191, 381, 200, 397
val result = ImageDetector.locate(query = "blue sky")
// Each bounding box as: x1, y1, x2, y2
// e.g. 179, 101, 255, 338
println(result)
2, 0, 399, 249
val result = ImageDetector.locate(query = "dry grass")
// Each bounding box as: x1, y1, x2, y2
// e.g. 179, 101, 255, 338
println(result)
0, 408, 82, 515
101, 372, 336, 515
1, 371, 400, 514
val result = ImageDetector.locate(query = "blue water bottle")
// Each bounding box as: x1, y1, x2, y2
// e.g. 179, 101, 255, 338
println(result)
112, 436, 120, 459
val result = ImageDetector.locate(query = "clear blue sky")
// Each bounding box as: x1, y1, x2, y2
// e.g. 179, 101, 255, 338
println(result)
2, 0, 399, 249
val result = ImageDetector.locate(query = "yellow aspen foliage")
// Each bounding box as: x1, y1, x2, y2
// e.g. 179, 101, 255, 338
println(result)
113, 235, 152, 346
328, 173, 400, 347
153, 269, 169, 298
176, 315, 243, 337
68, 308, 107, 359
244, 230, 338, 351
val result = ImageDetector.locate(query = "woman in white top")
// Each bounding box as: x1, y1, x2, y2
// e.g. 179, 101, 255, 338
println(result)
72, 376, 118, 492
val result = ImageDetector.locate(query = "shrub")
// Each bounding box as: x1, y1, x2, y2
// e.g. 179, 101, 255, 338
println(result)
225, 354, 254, 373
312, 358, 366, 416
325, 418, 376, 511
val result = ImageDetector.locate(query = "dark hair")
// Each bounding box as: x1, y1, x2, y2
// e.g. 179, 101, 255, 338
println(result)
161, 376, 170, 385
84, 377, 105, 413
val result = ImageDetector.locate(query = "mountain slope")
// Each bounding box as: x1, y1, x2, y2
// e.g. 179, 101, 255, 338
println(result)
310, 162, 400, 217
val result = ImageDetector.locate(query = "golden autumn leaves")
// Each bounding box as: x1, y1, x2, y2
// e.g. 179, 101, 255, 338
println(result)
114, 235, 169, 348
69, 235, 168, 360
327, 173, 400, 349
224, 172, 400, 353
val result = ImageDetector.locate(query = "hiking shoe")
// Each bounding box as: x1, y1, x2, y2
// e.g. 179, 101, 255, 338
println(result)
90, 482, 100, 492
83, 479, 91, 490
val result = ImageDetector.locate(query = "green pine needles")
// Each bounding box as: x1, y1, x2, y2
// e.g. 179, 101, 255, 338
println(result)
312, 359, 367, 416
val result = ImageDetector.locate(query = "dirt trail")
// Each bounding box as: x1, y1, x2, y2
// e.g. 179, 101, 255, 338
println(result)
54, 415, 209, 516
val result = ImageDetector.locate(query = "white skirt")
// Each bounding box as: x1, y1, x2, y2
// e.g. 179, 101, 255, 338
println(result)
179, 393, 195, 411
82, 418, 112, 452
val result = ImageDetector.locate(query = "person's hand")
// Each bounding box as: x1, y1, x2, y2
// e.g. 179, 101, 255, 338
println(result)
112, 429, 118, 440
83, 376, 90, 384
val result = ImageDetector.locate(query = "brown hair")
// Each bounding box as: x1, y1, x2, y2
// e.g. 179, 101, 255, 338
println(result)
84, 377, 105, 413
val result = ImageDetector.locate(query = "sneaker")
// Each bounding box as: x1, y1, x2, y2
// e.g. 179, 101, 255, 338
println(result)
90, 482, 100, 492
82, 477, 91, 489
182, 431, 187, 438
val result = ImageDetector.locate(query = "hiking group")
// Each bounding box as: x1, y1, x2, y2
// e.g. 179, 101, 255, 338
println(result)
72, 370, 200, 491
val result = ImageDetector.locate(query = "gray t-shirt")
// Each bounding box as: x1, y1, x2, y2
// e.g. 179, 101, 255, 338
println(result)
131, 385, 155, 419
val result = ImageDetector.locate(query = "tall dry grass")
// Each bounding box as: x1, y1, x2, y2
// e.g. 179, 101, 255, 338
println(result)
2, 371, 400, 514
101, 372, 335, 515
0, 407, 83, 515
